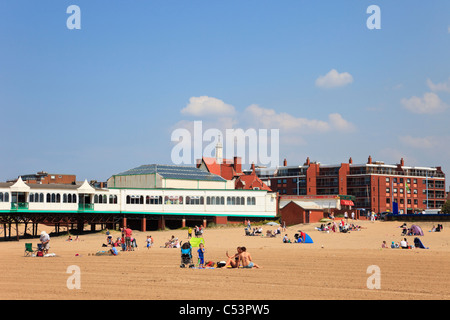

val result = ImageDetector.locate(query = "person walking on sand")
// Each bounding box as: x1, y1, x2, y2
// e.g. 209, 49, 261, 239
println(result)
124, 225, 133, 251
238, 247, 261, 269
146, 235, 154, 249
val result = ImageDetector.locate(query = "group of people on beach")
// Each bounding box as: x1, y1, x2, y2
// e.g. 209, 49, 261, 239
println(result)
223, 246, 261, 269
187, 225, 204, 238
316, 219, 363, 233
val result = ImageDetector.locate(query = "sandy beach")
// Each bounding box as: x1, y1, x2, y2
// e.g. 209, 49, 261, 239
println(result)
1, 219, 450, 300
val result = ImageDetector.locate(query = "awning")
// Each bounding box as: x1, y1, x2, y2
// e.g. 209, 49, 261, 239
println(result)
340, 200, 354, 206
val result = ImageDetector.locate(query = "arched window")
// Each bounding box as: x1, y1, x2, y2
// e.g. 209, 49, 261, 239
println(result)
94, 195, 99, 203
236, 197, 241, 205
206, 197, 210, 205
72, 194, 77, 203
63, 194, 67, 203
56, 194, 61, 203
39, 193, 44, 203
241, 197, 245, 205
200, 196, 204, 205
227, 197, 231, 205
46, 193, 51, 203
0, 192, 3, 202
29, 193, 34, 202
232, 197, 236, 205
4, 192, 9, 202
51, 193, 56, 203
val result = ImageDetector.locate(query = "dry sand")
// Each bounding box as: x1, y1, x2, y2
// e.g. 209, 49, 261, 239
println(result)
1, 219, 450, 300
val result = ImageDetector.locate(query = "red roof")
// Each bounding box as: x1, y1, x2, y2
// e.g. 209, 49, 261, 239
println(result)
198, 157, 271, 191
198, 157, 243, 180
235, 173, 272, 191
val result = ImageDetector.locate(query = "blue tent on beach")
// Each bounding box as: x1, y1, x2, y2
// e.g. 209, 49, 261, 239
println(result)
296, 233, 313, 244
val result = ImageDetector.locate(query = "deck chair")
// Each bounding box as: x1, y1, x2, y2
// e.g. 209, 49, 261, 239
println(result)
24, 243, 36, 257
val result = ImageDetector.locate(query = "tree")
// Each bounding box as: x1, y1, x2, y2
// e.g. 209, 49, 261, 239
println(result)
441, 199, 450, 214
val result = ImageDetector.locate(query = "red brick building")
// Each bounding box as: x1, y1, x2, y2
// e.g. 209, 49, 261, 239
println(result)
197, 157, 271, 191
267, 156, 446, 214
8, 171, 76, 185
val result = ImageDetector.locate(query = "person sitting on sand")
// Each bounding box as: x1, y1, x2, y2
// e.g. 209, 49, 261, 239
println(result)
238, 247, 261, 269
165, 235, 176, 248
110, 244, 119, 256
400, 238, 409, 249
225, 247, 242, 268
283, 234, 291, 243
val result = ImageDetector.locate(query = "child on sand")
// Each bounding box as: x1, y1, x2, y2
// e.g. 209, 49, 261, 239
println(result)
146, 235, 154, 249
197, 243, 205, 268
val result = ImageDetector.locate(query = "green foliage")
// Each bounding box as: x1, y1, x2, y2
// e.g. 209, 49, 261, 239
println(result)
441, 199, 450, 214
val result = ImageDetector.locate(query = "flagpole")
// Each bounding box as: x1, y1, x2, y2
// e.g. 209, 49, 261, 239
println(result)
405, 179, 407, 214
391, 179, 394, 212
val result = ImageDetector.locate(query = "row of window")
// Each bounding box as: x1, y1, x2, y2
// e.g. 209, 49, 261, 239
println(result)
0, 191, 258, 206
94, 194, 118, 204
125, 195, 258, 206
0, 192, 10, 202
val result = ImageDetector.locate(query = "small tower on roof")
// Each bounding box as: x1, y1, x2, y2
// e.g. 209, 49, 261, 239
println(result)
215, 134, 223, 165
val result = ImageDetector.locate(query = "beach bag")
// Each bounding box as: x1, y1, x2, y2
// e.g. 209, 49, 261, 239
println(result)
217, 261, 226, 268
37, 251, 43, 257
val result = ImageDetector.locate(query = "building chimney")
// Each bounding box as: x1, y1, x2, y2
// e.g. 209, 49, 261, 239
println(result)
283, 158, 287, 166
305, 157, 310, 166
233, 156, 242, 174
251, 163, 256, 174
368, 155, 372, 164
400, 158, 405, 166
349, 157, 353, 164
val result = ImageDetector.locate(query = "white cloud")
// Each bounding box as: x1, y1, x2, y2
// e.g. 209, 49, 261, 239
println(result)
315, 69, 353, 88
399, 135, 436, 149
427, 77, 450, 93
244, 104, 355, 133
328, 113, 356, 132
401, 92, 448, 114
181, 96, 236, 116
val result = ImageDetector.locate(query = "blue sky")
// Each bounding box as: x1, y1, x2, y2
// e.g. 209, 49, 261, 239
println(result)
0, 1, 449, 184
